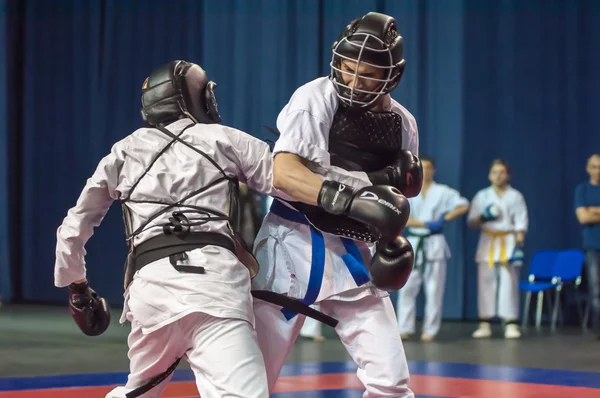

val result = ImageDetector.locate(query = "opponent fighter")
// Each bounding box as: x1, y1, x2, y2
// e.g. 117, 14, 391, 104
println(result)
55, 60, 275, 398
396, 157, 469, 341
467, 159, 528, 339
252, 12, 422, 397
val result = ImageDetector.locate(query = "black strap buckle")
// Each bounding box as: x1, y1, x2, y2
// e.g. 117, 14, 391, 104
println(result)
163, 212, 190, 237
169, 251, 205, 274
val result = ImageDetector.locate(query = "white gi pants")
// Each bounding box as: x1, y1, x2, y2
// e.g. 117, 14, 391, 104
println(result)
253, 289, 414, 398
105, 311, 268, 398
299, 305, 323, 338
477, 262, 520, 321
397, 259, 447, 337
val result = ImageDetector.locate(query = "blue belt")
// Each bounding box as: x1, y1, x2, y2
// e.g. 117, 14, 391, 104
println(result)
269, 200, 370, 320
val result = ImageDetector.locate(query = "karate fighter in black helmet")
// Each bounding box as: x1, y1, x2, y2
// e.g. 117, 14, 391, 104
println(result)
252, 12, 422, 397
54, 59, 412, 397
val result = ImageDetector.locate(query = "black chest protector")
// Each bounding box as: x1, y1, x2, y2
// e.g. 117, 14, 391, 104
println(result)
328, 104, 404, 172
286, 106, 404, 242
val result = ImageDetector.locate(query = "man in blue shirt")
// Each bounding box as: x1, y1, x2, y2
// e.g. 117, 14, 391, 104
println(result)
575, 154, 600, 339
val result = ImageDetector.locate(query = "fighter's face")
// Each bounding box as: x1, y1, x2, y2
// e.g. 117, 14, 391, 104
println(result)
587, 155, 600, 182
339, 60, 385, 93
422, 160, 435, 183
489, 164, 509, 187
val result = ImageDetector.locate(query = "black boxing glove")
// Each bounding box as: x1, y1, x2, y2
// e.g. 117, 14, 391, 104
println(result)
369, 236, 415, 291
317, 181, 356, 216
366, 150, 423, 198
318, 181, 410, 238
68, 281, 111, 337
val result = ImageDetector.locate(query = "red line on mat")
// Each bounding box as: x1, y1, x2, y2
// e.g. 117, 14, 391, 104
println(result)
1, 373, 599, 398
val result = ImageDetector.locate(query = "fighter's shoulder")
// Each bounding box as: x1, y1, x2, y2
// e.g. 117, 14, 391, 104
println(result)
285, 77, 338, 118
111, 129, 145, 156
291, 77, 337, 100
127, 122, 232, 149
205, 123, 269, 153
389, 98, 418, 134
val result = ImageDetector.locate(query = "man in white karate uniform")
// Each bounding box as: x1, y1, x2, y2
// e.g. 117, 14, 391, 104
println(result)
467, 159, 528, 339
396, 157, 469, 341
252, 12, 422, 398
55, 60, 294, 398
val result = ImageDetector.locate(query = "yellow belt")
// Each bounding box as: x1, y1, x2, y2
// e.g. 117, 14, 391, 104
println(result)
482, 230, 513, 267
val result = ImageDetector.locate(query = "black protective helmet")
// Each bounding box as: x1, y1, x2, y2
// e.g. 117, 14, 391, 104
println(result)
330, 12, 406, 109
141, 60, 222, 127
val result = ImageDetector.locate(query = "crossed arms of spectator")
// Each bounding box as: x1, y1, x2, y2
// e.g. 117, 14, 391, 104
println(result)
576, 206, 600, 225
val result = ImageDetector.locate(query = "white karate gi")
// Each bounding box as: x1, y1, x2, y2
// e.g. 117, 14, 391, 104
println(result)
396, 183, 468, 337
467, 185, 529, 321
299, 305, 323, 338
252, 77, 418, 398
55, 118, 283, 398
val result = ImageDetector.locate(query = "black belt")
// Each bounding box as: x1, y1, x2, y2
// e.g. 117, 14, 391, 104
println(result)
133, 231, 235, 274
406, 230, 432, 270
130, 232, 338, 328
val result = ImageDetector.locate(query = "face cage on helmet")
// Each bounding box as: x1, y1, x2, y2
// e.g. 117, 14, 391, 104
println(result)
330, 33, 401, 109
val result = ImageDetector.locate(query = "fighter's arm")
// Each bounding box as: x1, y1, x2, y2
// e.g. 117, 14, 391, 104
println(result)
273, 152, 323, 205
259, 86, 385, 212
54, 148, 124, 288
268, 103, 341, 205
225, 127, 370, 205
273, 152, 376, 205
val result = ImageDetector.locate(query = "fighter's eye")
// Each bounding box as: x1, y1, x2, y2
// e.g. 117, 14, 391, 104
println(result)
341, 63, 354, 73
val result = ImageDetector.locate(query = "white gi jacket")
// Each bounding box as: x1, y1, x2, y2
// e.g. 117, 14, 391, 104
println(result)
54, 118, 287, 334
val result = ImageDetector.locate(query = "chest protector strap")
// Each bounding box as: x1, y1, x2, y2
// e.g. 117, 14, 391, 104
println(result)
120, 123, 258, 289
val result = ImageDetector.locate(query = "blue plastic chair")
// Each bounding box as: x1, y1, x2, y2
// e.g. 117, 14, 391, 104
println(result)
548, 249, 586, 331
520, 250, 560, 330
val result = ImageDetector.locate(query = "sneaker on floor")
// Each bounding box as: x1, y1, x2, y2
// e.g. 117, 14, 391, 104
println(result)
472, 322, 492, 338
400, 333, 412, 341
504, 324, 521, 339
